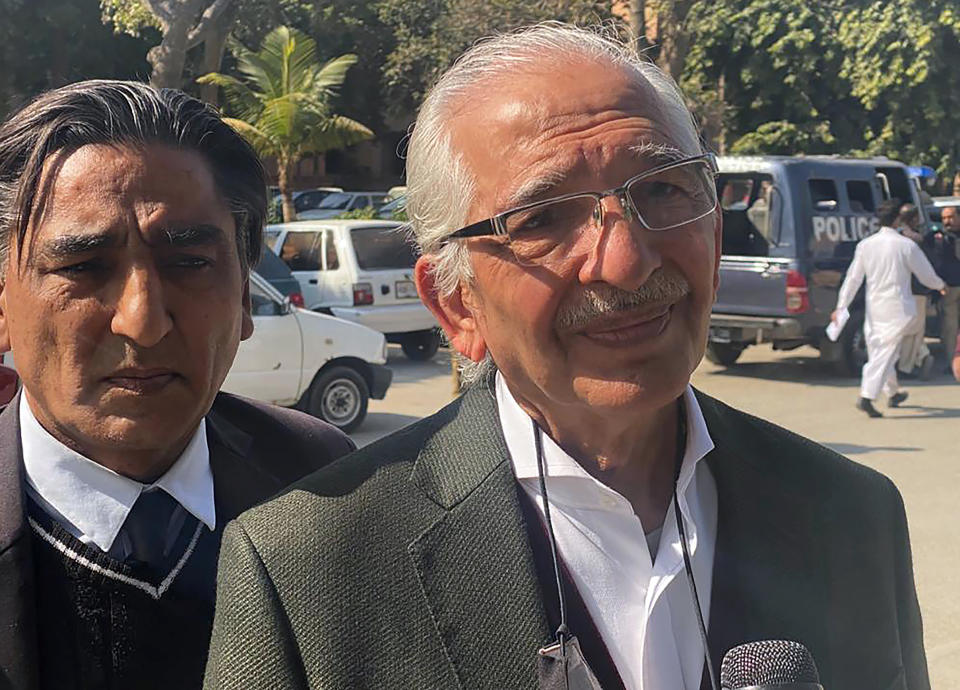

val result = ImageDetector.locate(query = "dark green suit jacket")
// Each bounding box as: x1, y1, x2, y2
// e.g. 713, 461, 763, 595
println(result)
205, 386, 929, 690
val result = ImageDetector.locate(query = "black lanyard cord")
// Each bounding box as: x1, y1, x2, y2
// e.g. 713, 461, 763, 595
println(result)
533, 419, 570, 649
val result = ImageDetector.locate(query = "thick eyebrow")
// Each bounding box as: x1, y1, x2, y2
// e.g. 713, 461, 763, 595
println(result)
505, 169, 571, 209
155, 224, 224, 248
38, 232, 119, 261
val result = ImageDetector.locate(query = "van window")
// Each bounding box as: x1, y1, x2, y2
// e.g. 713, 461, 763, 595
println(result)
717, 173, 776, 257
280, 231, 321, 271
846, 180, 875, 213
351, 226, 418, 270
323, 230, 340, 270
809, 179, 839, 212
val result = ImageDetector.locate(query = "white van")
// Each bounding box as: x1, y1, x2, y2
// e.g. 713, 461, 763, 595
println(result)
265, 220, 441, 360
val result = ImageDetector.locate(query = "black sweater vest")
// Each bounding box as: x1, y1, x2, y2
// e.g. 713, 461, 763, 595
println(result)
27, 503, 222, 690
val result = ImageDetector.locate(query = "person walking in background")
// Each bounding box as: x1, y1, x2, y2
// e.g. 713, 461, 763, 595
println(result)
895, 203, 935, 379
924, 205, 960, 372
833, 200, 946, 418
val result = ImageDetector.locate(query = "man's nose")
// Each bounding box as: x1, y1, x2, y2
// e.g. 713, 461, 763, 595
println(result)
110, 264, 173, 347
577, 195, 661, 289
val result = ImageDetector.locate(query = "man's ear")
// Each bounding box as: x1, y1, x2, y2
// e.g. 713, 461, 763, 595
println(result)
712, 206, 723, 298
0, 280, 10, 353
240, 277, 254, 341
415, 255, 486, 362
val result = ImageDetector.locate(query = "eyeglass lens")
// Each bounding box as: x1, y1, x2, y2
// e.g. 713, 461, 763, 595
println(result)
503, 161, 716, 266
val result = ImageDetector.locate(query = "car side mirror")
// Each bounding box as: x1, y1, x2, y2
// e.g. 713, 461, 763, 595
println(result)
281, 295, 293, 315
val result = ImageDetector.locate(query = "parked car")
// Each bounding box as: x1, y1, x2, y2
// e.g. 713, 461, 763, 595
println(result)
297, 191, 391, 220
267, 219, 441, 360
255, 242, 304, 307
270, 187, 344, 221
375, 194, 407, 220
222, 272, 391, 432
710, 155, 931, 375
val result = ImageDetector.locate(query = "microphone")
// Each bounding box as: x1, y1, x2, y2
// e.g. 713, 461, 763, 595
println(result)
720, 640, 824, 690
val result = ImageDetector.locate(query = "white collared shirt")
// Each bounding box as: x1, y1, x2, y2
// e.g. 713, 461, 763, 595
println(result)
497, 375, 718, 690
20, 395, 216, 553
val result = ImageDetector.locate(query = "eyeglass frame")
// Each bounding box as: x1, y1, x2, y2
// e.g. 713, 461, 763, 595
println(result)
444, 152, 719, 246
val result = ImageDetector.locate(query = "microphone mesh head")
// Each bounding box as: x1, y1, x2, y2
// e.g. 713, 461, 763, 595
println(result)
720, 640, 820, 688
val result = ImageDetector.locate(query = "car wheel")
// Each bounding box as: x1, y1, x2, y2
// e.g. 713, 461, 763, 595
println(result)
401, 329, 441, 361
307, 366, 369, 432
840, 310, 868, 376
705, 342, 745, 366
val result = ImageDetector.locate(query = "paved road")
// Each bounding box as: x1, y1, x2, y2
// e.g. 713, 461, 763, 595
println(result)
353, 343, 960, 687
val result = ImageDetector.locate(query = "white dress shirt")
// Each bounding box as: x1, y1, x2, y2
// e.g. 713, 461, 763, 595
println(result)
497, 374, 717, 690
20, 396, 216, 554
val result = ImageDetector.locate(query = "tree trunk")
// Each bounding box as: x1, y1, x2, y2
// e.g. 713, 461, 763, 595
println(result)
148, 15, 194, 88
198, 4, 236, 105
628, 0, 647, 51
655, 0, 696, 82
278, 158, 298, 223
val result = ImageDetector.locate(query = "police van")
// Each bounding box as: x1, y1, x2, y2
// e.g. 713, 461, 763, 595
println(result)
709, 156, 929, 374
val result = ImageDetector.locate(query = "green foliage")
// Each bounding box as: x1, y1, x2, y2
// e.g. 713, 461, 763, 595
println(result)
681, 0, 960, 181
198, 26, 373, 220
376, 0, 617, 120
0, 0, 154, 119
100, 0, 159, 36
335, 206, 379, 219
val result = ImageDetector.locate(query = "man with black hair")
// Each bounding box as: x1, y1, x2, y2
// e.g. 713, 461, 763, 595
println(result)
924, 205, 960, 369
0, 80, 353, 690
833, 199, 945, 417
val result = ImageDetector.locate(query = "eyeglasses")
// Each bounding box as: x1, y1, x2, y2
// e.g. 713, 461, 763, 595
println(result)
445, 154, 718, 267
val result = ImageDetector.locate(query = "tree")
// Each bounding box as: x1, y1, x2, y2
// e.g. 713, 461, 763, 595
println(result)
198, 26, 373, 221
837, 1, 960, 184
1, 0, 153, 119
101, 0, 237, 90
376, 0, 617, 122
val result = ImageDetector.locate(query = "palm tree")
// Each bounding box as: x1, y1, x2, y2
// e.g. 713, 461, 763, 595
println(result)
198, 26, 373, 222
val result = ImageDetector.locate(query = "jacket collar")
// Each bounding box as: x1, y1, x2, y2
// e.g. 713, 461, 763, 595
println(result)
696, 390, 829, 687
0, 392, 40, 690
0, 393, 24, 553
408, 383, 550, 688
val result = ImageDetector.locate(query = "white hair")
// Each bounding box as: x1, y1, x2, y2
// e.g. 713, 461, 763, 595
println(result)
405, 22, 703, 385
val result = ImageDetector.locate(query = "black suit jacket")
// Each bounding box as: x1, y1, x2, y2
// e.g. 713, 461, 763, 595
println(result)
205, 385, 929, 690
0, 392, 354, 690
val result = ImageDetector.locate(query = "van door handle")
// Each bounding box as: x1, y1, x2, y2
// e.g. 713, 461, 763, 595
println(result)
308, 279, 318, 284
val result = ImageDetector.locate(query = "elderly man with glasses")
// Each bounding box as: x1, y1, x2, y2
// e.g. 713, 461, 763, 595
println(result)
206, 24, 929, 690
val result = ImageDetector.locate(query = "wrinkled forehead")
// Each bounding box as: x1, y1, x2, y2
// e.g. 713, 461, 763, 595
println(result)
445, 56, 694, 206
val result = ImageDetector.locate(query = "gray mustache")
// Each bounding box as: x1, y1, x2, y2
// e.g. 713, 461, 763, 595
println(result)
555, 269, 690, 331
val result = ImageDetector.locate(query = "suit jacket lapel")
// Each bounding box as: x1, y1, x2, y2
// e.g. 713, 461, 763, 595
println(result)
0, 394, 39, 690
697, 391, 828, 686
407, 385, 551, 689
205, 405, 283, 525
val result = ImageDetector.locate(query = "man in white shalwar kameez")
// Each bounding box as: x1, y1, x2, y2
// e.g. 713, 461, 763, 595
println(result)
833, 200, 945, 417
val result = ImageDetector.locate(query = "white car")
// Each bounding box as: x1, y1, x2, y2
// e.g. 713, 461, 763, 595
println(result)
265, 220, 441, 361
222, 272, 392, 432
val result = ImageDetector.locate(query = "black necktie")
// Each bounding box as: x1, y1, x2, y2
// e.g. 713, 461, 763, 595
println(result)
110, 489, 185, 569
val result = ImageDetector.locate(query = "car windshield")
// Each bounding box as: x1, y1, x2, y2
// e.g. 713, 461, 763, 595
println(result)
351, 226, 418, 270
316, 192, 353, 209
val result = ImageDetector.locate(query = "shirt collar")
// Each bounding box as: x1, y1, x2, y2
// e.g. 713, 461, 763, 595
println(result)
496, 373, 714, 509
19, 396, 216, 552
